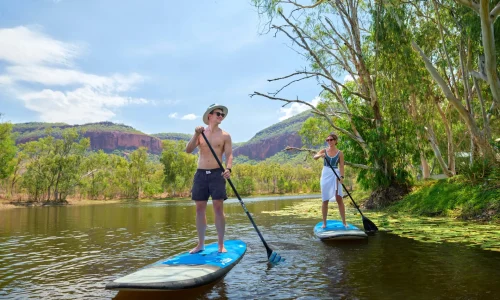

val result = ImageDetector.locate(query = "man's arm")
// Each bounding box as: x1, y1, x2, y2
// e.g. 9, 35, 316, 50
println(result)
224, 133, 233, 170
186, 126, 204, 153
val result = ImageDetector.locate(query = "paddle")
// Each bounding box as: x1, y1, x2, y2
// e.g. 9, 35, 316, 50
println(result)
200, 131, 284, 263
324, 157, 378, 232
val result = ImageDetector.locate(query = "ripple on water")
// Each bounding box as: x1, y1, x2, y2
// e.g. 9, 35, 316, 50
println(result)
1, 199, 500, 299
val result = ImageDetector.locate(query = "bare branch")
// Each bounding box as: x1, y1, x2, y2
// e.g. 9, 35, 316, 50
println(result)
491, 2, 500, 22
278, 0, 328, 9
277, 11, 337, 85
455, 0, 480, 13
472, 75, 491, 136
471, 70, 489, 82
268, 71, 330, 82
412, 42, 465, 111
269, 74, 316, 96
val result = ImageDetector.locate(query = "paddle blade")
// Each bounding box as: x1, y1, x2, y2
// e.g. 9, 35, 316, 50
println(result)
268, 251, 284, 264
362, 217, 378, 232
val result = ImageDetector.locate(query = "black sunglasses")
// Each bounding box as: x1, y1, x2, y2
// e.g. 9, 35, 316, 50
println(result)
210, 112, 225, 117
326, 138, 335, 141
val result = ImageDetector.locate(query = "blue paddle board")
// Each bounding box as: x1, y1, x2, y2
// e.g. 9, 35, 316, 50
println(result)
105, 240, 246, 291
314, 220, 367, 240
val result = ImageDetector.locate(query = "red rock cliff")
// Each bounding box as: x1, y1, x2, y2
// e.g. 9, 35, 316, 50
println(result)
85, 131, 163, 154
16, 131, 163, 154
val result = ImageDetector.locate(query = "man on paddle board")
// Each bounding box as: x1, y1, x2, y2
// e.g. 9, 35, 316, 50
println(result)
313, 132, 347, 229
186, 104, 233, 253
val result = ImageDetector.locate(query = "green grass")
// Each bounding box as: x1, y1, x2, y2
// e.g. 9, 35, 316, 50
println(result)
386, 176, 500, 220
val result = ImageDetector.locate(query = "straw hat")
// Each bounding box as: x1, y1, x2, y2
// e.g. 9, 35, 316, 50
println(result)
202, 103, 228, 125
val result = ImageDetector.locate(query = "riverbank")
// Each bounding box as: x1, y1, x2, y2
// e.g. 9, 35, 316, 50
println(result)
0, 198, 124, 210
0, 192, 314, 210
387, 177, 499, 221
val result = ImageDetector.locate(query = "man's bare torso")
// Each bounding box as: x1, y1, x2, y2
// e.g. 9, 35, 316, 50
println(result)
197, 127, 228, 169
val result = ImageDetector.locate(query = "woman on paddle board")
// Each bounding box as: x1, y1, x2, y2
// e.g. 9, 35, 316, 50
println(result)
313, 132, 347, 229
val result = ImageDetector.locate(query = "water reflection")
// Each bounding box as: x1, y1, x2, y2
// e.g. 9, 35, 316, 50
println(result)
113, 280, 228, 300
0, 196, 499, 299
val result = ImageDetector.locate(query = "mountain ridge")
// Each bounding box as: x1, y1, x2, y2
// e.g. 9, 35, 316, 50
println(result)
11, 111, 314, 159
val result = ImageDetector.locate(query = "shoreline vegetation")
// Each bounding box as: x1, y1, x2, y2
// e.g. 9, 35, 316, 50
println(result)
2, 175, 498, 252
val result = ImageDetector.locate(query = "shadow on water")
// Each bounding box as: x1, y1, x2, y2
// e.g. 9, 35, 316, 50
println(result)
113, 279, 227, 300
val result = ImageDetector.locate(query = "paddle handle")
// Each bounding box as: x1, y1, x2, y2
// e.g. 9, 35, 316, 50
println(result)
200, 132, 273, 257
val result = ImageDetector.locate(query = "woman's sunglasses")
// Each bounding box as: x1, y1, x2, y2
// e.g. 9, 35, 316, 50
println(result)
326, 138, 335, 142
210, 112, 226, 118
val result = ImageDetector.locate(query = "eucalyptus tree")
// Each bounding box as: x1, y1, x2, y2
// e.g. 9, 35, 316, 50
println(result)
19, 129, 89, 201
0, 120, 16, 180
251, 0, 416, 194
409, 0, 500, 161
79, 150, 111, 199
160, 140, 197, 197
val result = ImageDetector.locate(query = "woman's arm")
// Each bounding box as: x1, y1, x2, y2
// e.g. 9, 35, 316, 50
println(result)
313, 149, 325, 160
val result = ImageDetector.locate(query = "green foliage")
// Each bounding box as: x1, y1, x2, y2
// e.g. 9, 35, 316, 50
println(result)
152, 132, 192, 141
233, 155, 258, 165
79, 151, 112, 199
20, 128, 90, 201
0, 122, 17, 179
387, 178, 500, 220
457, 158, 498, 183
160, 140, 197, 196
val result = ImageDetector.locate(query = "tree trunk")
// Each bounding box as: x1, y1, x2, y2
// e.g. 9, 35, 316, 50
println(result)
421, 153, 431, 179
425, 125, 454, 177
435, 99, 455, 175
479, 0, 500, 104
412, 41, 496, 160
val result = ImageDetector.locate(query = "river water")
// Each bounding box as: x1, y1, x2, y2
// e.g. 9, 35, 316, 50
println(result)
1, 195, 499, 299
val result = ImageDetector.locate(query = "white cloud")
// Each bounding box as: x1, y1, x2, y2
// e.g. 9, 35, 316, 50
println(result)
0, 26, 80, 66
0, 26, 157, 124
181, 114, 197, 120
168, 112, 198, 121
19, 86, 150, 123
278, 96, 321, 121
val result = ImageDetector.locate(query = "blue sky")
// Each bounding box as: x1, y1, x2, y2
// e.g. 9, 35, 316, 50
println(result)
0, 0, 322, 142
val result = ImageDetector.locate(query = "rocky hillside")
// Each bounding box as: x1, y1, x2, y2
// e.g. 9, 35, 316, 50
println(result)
12, 122, 163, 154
11, 110, 314, 159
233, 110, 312, 160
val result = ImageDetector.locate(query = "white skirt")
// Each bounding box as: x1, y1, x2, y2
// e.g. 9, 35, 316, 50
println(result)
320, 166, 343, 202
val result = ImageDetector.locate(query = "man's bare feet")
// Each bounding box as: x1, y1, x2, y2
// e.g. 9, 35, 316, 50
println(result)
189, 245, 205, 254
218, 245, 227, 253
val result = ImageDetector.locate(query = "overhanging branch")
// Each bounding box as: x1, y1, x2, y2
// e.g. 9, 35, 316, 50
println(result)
455, 0, 480, 13
284, 146, 374, 170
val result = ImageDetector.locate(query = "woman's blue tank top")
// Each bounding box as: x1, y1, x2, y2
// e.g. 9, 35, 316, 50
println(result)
324, 149, 340, 168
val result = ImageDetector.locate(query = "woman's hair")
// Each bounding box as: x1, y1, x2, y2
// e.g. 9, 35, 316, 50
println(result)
327, 132, 338, 140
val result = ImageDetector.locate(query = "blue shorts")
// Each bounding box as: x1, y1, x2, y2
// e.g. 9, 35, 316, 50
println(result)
191, 168, 227, 201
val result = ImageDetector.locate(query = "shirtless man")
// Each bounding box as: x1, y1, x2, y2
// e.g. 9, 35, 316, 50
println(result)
185, 104, 233, 253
